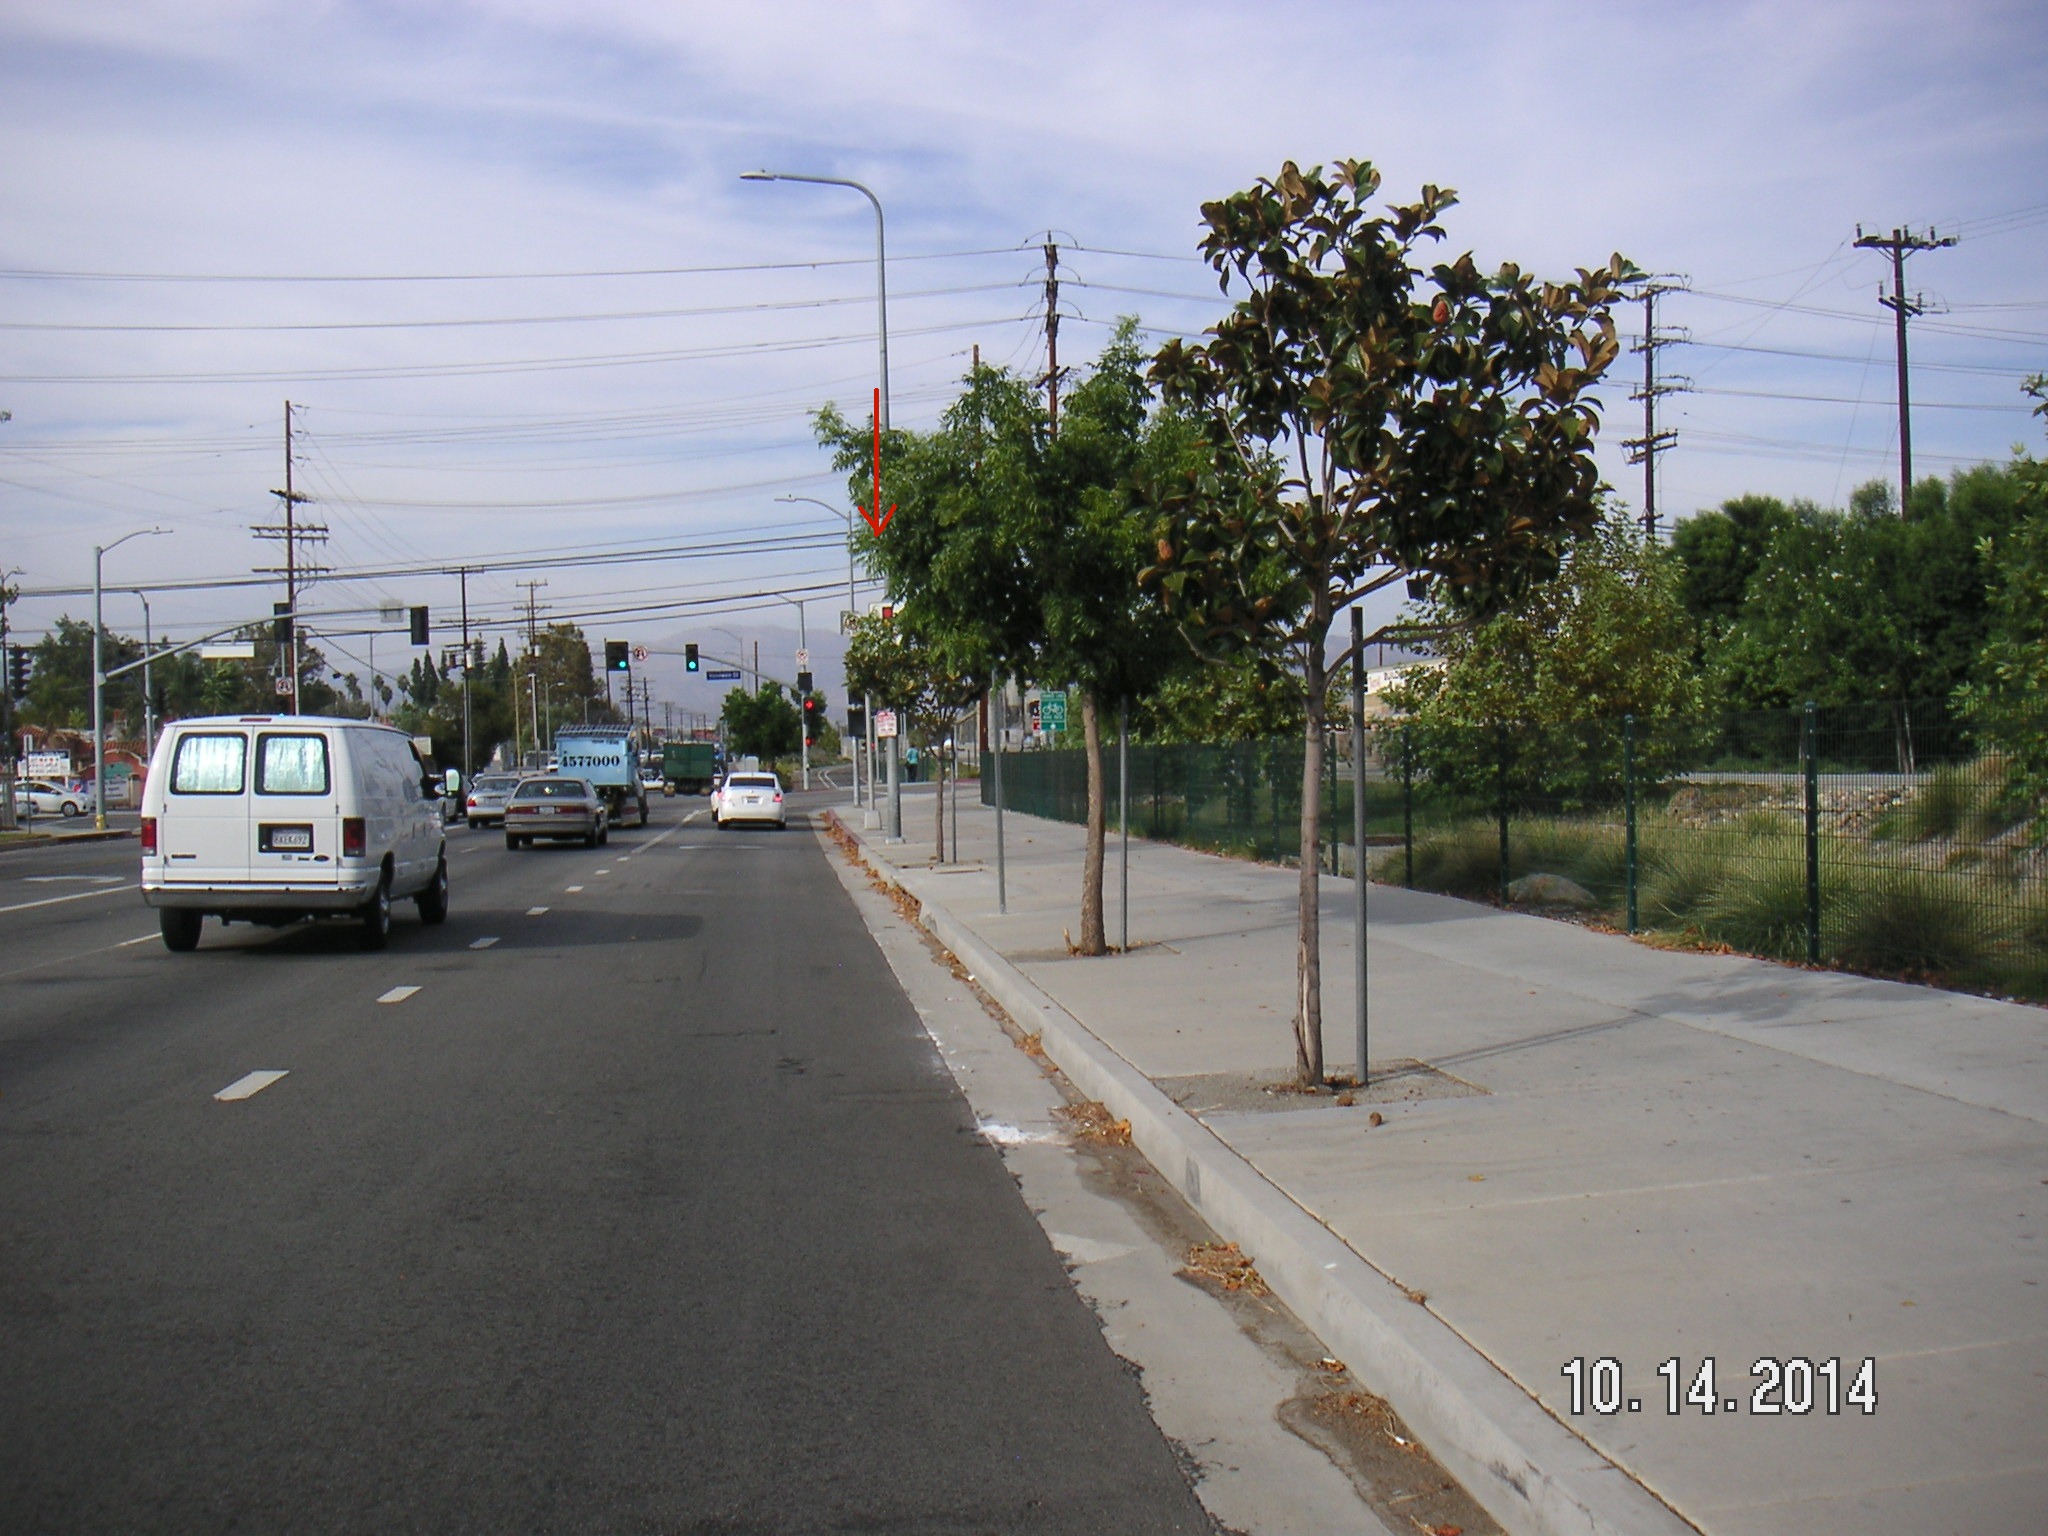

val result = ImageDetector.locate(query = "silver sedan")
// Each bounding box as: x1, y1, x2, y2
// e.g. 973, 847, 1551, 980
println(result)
503, 777, 608, 849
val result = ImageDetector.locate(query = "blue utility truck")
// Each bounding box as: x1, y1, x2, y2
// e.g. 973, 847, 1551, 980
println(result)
551, 725, 649, 827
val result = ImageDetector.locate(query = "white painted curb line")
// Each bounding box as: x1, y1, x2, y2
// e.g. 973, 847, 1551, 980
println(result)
841, 816, 1696, 1536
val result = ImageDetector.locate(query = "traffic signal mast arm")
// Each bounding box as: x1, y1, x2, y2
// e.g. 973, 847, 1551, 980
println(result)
99, 608, 317, 683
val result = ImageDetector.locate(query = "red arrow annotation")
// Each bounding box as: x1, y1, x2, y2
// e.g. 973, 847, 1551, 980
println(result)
865, 387, 896, 536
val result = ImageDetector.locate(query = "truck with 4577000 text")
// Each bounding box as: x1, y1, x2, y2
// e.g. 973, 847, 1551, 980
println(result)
550, 725, 649, 827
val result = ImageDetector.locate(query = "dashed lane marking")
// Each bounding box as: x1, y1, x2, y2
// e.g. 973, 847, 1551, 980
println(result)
565, 884, 584, 893
215, 1070, 288, 1102
24, 874, 124, 884
118, 933, 157, 947
0, 883, 142, 916
595, 868, 610, 876
377, 986, 421, 1004
469, 936, 500, 950
526, 906, 549, 916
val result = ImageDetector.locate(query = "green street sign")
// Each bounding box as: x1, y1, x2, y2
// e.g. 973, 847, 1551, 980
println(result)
1038, 691, 1068, 733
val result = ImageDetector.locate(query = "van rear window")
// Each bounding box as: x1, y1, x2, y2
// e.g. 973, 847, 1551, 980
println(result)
171, 733, 247, 794
257, 734, 330, 795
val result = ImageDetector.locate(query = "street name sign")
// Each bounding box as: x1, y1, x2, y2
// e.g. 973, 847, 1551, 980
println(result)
704, 669, 742, 681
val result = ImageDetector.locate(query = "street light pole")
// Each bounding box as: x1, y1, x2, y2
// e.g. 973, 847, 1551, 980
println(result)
771, 594, 809, 791
742, 172, 889, 431
92, 528, 167, 829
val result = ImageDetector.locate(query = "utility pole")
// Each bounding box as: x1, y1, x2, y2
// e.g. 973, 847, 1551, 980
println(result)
516, 578, 547, 761
1622, 280, 1688, 541
1041, 243, 1063, 436
255, 401, 326, 714
458, 568, 472, 779
1854, 225, 1957, 513
0, 577, 17, 832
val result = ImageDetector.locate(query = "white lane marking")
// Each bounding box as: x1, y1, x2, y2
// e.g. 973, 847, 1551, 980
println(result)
469, 936, 499, 950
526, 906, 549, 916
564, 884, 584, 893
24, 874, 124, 885
594, 868, 611, 876
215, 1070, 288, 1102
0, 883, 142, 916
377, 986, 421, 1005
118, 933, 157, 947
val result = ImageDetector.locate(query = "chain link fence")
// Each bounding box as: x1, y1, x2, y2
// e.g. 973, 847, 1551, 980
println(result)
986, 699, 2048, 1002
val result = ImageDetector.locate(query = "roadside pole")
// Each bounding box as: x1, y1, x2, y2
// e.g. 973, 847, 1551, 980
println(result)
1119, 699, 1130, 953
993, 684, 1007, 914
1352, 606, 1368, 1088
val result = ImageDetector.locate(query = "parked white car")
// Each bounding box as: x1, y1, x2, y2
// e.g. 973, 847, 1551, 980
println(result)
714, 771, 786, 829
17, 779, 84, 817
140, 715, 449, 951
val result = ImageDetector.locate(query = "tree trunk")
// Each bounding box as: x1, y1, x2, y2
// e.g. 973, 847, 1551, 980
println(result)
1078, 688, 1108, 955
1294, 640, 1327, 1086
934, 732, 946, 862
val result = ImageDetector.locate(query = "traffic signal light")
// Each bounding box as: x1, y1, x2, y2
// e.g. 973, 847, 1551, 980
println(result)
795, 669, 813, 694
5, 646, 28, 700
272, 601, 291, 645
846, 705, 865, 738
605, 640, 629, 673
685, 643, 699, 672
802, 694, 820, 747
409, 606, 430, 645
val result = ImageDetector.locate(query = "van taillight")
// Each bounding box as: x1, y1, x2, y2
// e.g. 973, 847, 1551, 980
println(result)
140, 817, 158, 855
342, 818, 366, 858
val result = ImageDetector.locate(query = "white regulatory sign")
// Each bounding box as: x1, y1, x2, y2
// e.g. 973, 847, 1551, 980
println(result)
875, 709, 898, 739
632, 645, 649, 663
795, 648, 810, 669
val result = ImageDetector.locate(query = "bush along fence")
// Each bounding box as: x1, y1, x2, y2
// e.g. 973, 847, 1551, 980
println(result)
985, 698, 2048, 1004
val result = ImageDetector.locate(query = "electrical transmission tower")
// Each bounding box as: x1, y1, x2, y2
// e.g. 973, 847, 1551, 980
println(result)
252, 400, 328, 714
1853, 224, 1956, 512
1621, 279, 1689, 541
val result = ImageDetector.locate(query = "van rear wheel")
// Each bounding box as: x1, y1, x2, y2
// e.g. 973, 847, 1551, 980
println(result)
359, 879, 392, 950
159, 909, 202, 953
416, 857, 449, 924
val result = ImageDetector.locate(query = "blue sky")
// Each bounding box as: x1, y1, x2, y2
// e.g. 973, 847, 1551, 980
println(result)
3, 0, 2044, 710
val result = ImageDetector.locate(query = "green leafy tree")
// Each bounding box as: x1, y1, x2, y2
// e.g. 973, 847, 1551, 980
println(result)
844, 612, 976, 858
1138, 158, 1633, 1084
722, 682, 801, 761
819, 328, 1185, 952
1956, 377, 2048, 833
1390, 512, 1703, 798
1135, 652, 1303, 744
1670, 493, 1798, 637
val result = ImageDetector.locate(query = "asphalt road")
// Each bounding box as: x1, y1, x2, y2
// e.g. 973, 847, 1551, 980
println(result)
0, 796, 1215, 1534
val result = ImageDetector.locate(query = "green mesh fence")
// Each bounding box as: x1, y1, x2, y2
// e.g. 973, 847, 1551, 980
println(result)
986, 698, 2048, 1002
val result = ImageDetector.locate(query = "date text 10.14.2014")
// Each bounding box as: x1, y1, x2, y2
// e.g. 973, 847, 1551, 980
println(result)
1559, 1356, 1876, 1417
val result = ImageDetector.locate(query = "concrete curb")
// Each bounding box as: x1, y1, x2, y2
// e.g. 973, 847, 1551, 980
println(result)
831, 812, 1696, 1536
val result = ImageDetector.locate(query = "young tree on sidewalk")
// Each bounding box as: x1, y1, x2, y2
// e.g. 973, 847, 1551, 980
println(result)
843, 611, 971, 860
1140, 158, 1632, 1085
819, 329, 1184, 952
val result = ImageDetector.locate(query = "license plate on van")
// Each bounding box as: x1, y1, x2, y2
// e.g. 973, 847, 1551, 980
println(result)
261, 824, 313, 852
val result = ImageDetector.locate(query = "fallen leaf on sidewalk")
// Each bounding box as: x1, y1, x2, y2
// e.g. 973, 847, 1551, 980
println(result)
1181, 1241, 1270, 1296
1467, 1174, 1485, 1182
1017, 1030, 1046, 1059
1368, 1111, 1384, 1127
1056, 1100, 1132, 1146
1317, 1356, 1347, 1374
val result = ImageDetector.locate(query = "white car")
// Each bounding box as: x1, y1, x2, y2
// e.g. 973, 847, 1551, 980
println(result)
17, 779, 84, 817
140, 714, 449, 951
714, 771, 786, 829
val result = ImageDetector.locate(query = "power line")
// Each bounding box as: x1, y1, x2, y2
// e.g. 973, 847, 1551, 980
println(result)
0, 247, 1026, 285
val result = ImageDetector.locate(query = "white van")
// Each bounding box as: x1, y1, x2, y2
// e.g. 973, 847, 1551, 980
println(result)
140, 715, 449, 952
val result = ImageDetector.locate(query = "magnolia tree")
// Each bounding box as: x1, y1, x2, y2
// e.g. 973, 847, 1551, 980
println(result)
1139, 158, 1633, 1085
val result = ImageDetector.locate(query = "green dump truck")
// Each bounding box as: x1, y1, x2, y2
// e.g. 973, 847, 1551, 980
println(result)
662, 740, 720, 795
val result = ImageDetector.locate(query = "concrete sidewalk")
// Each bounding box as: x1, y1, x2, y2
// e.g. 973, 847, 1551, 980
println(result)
836, 788, 2048, 1536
